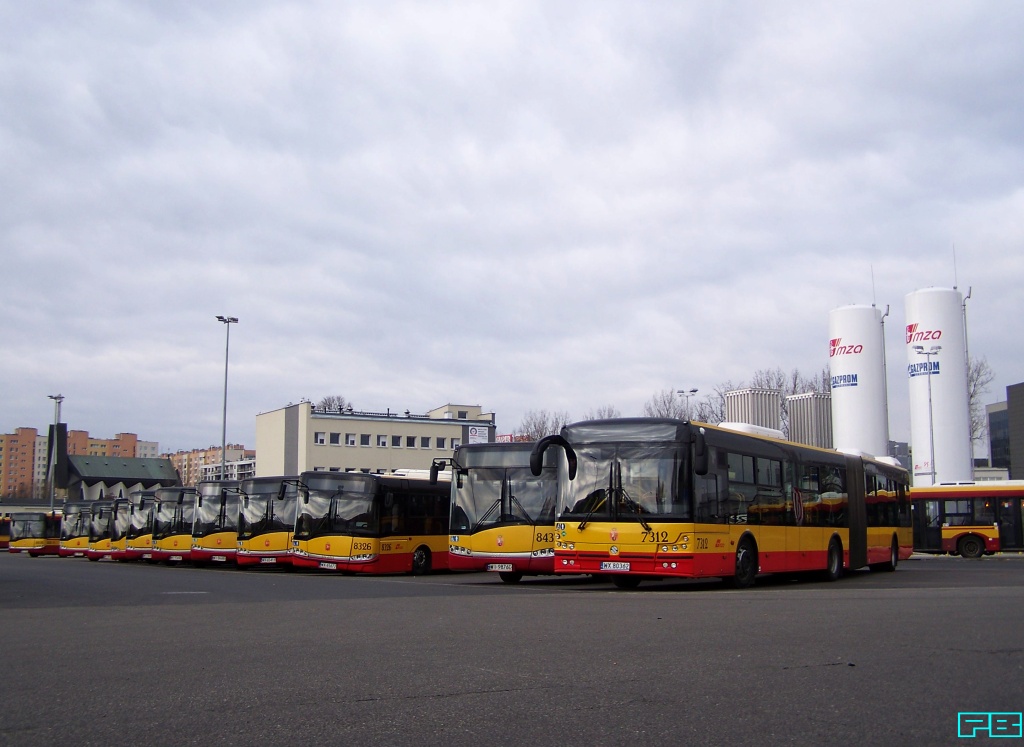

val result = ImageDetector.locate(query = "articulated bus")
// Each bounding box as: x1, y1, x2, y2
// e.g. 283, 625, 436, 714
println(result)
531, 419, 912, 589
191, 480, 240, 566
8, 511, 62, 556
291, 470, 452, 574
911, 481, 1024, 558
60, 501, 92, 557
151, 487, 197, 563
441, 441, 559, 583
124, 491, 157, 561
86, 500, 115, 561
237, 476, 297, 568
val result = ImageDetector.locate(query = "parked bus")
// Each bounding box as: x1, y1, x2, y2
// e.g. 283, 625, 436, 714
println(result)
151, 487, 197, 563
124, 491, 157, 561
911, 481, 1024, 558
0, 514, 10, 549
108, 498, 132, 559
291, 470, 451, 574
440, 441, 559, 583
59, 501, 92, 557
7, 511, 62, 556
237, 476, 297, 567
86, 500, 115, 561
531, 419, 912, 589
191, 480, 240, 566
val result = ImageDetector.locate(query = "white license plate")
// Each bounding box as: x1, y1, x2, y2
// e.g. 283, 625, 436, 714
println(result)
487, 563, 514, 572
260, 557, 277, 564
212, 556, 226, 562
142, 554, 152, 559
319, 561, 338, 570
170, 555, 183, 562
600, 561, 631, 571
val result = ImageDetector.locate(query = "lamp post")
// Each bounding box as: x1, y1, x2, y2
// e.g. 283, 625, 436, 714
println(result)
676, 388, 698, 420
216, 316, 238, 481
47, 394, 64, 512
913, 344, 941, 485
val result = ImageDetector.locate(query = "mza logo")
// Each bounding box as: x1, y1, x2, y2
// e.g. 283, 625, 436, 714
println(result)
829, 338, 863, 357
958, 712, 1023, 739
906, 323, 942, 344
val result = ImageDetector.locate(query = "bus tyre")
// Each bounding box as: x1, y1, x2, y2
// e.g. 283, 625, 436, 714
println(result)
498, 571, 523, 584
824, 538, 843, 582
731, 539, 758, 589
611, 575, 642, 590
958, 535, 984, 559
411, 546, 431, 575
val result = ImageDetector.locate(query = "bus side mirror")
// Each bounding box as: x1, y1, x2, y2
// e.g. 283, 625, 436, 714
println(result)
530, 435, 577, 480
429, 460, 442, 485
694, 428, 708, 476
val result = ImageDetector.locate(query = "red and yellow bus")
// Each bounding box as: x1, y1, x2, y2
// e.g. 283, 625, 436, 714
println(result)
441, 442, 559, 583
291, 470, 451, 574
237, 476, 297, 568
7, 511, 62, 556
191, 480, 240, 566
124, 491, 157, 561
531, 419, 912, 589
59, 501, 92, 557
151, 487, 197, 563
911, 481, 1024, 558
86, 500, 115, 561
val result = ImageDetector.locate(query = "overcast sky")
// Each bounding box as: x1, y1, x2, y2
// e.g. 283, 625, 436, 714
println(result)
2, 1, 1022, 456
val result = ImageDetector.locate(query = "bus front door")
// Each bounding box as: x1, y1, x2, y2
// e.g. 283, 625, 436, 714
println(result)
998, 499, 1023, 551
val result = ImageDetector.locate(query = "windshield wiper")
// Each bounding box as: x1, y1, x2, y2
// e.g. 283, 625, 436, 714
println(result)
618, 488, 652, 532
473, 499, 502, 532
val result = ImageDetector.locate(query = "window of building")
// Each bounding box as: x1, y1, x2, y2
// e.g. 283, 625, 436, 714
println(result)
329, 432, 341, 446
406, 436, 416, 448
451, 439, 460, 449
437, 437, 446, 450
458, 411, 468, 419
392, 435, 402, 447
360, 434, 371, 446
377, 435, 388, 447
420, 437, 431, 449
346, 433, 356, 446
314, 432, 326, 445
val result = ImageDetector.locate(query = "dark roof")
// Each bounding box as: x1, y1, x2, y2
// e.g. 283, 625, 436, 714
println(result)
65, 456, 181, 487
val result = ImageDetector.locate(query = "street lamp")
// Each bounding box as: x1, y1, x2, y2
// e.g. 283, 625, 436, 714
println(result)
216, 315, 239, 481
913, 344, 941, 485
676, 388, 698, 420
47, 394, 64, 512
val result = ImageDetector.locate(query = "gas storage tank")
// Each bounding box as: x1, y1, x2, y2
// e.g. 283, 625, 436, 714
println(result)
904, 287, 972, 486
828, 305, 889, 458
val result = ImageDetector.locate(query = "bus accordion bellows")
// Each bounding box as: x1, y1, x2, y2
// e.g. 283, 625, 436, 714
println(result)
910, 481, 1024, 558
531, 418, 912, 590
291, 469, 451, 574
7, 511, 62, 556
441, 441, 559, 583
237, 476, 298, 568
191, 480, 240, 566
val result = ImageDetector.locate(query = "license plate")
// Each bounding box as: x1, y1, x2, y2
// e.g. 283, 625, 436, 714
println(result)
212, 556, 226, 562
142, 554, 152, 559
319, 561, 338, 570
600, 561, 631, 571
487, 563, 514, 572
260, 557, 277, 564
170, 555, 183, 562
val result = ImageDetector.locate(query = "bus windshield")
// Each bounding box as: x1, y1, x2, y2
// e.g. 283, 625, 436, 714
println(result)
61, 506, 90, 540
128, 501, 154, 539
239, 485, 297, 540
10, 514, 46, 541
452, 467, 556, 533
559, 442, 689, 523
295, 474, 377, 539
89, 506, 112, 541
193, 490, 239, 538
111, 503, 131, 541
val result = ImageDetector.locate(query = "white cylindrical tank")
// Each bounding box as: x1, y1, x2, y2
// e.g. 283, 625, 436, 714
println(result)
828, 305, 889, 457
905, 288, 972, 486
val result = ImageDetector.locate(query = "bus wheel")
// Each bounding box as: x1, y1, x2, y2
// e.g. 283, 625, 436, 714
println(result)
731, 539, 758, 589
411, 546, 431, 575
958, 535, 984, 559
498, 571, 523, 584
611, 575, 642, 590
824, 538, 843, 582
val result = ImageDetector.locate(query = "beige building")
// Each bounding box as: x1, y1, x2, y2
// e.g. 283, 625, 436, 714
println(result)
163, 445, 254, 486
256, 402, 495, 477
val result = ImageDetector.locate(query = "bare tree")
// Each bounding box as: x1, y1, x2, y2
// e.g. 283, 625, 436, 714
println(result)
967, 356, 995, 447
692, 381, 736, 425
316, 395, 352, 412
582, 405, 621, 420
689, 368, 830, 436
642, 389, 688, 419
516, 409, 573, 441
